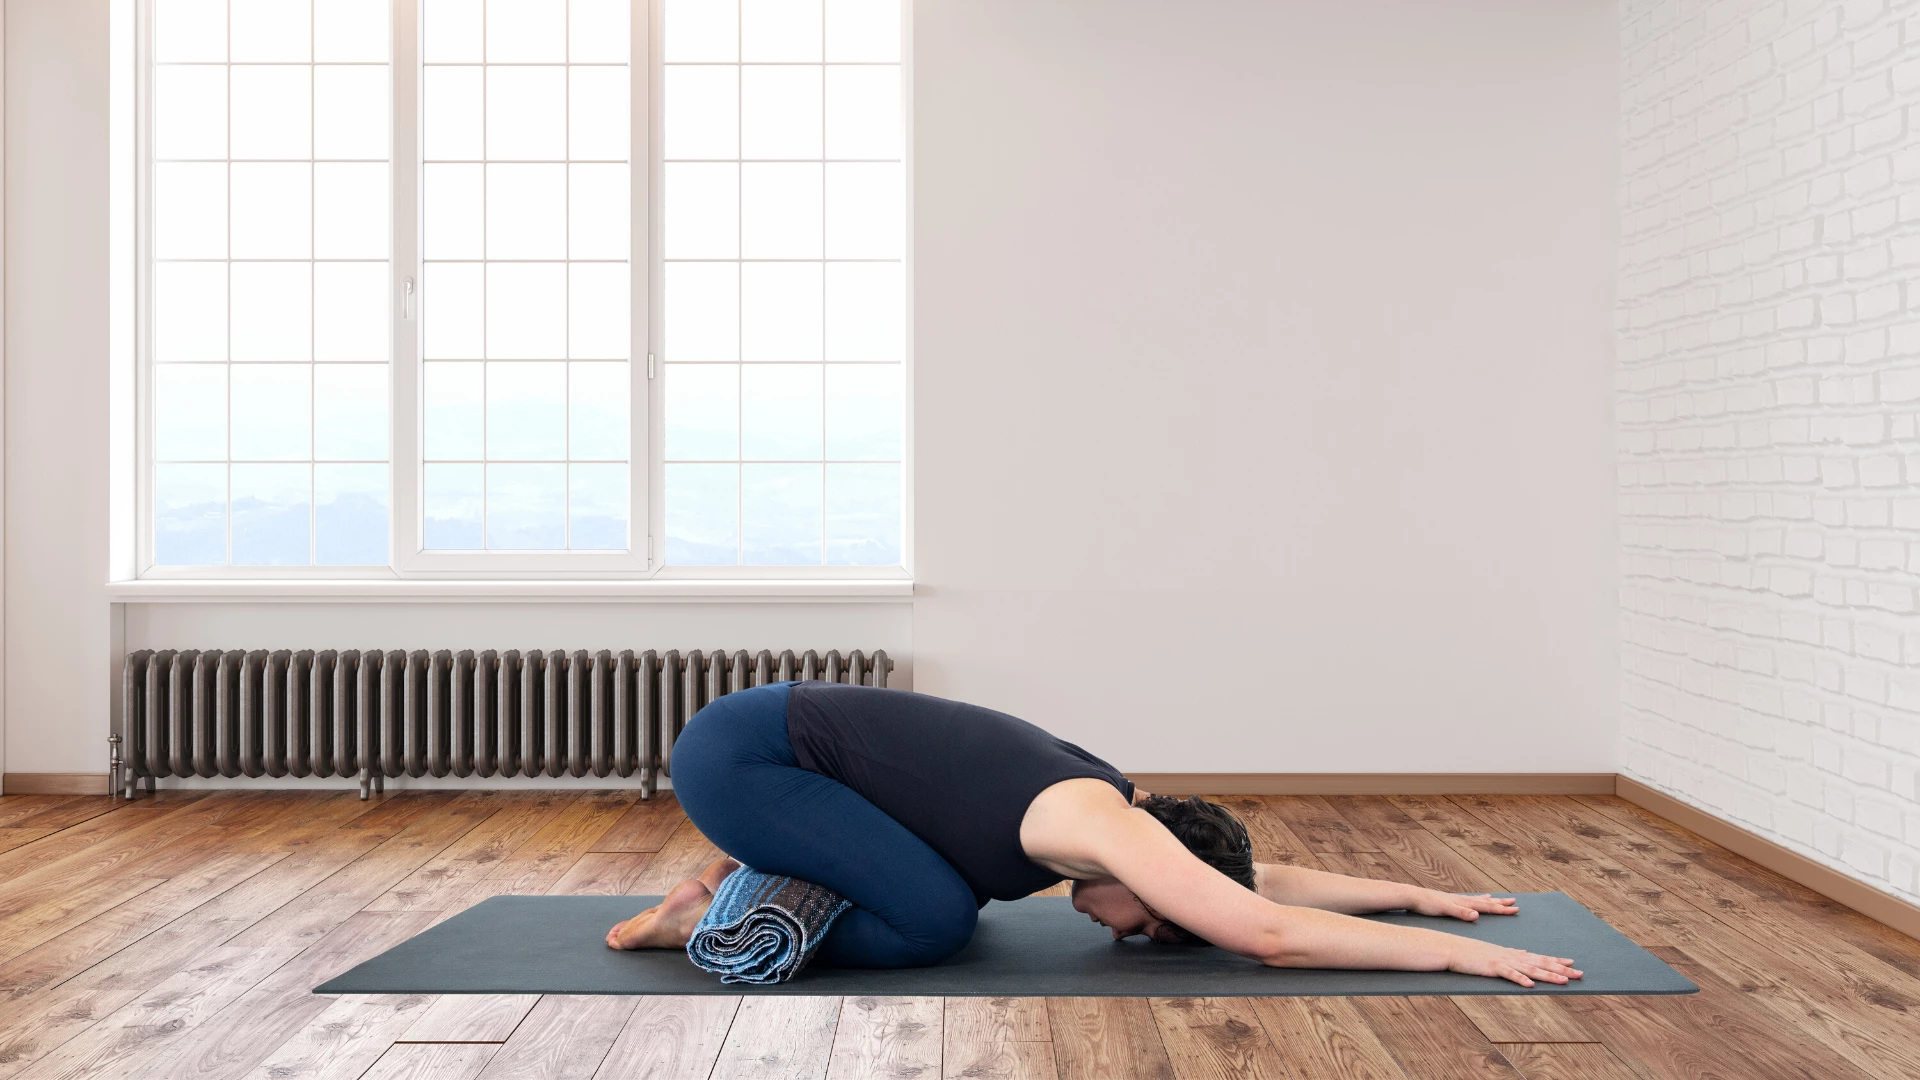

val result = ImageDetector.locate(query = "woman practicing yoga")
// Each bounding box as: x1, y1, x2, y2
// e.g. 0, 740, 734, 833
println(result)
607, 681, 1582, 987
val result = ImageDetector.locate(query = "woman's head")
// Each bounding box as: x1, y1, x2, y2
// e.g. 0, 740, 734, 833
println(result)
1138, 795, 1257, 891
1069, 795, 1256, 946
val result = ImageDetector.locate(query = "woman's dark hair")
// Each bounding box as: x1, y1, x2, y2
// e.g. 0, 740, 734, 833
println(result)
1138, 794, 1257, 945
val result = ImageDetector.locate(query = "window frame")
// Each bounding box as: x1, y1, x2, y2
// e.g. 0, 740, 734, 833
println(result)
131, 0, 913, 582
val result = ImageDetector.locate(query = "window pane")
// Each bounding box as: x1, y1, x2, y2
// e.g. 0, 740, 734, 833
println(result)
155, 365, 228, 461
569, 362, 629, 459
665, 262, 739, 361
824, 363, 901, 460
425, 262, 485, 358
425, 0, 484, 63
230, 262, 313, 362
425, 462, 484, 547
570, 0, 630, 64
486, 263, 567, 358
741, 163, 822, 259
315, 364, 389, 460
742, 364, 822, 460
666, 463, 738, 563
568, 164, 630, 259
664, 364, 738, 460
425, 66, 484, 159
232, 0, 311, 62
486, 361, 566, 460
488, 0, 567, 62
665, 0, 738, 62
826, 0, 899, 61
742, 0, 822, 62
825, 66, 901, 159
155, 464, 228, 565
487, 66, 566, 160
487, 163, 567, 259
316, 464, 390, 564
154, 262, 228, 363
826, 162, 903, 258
826, 463, 900, 565
231, 162, 312, 259
569, 263, 630, 359
425, 361, 485, 459
314, 262, 390, 362
154, 163, 227, 259
570, 463, 628, 549
742, 463, 822, 565
427, 164, 486, 259
155, 65, 226, 160
230, 66, 311, 160
742, 66, 821, 160
316, 0, 390, 62
487, 463, 566, 548
314, 163, 390, 259
230, 364, 312, 460
315, 66, 389, 159
665, 66, 738, 160
156, 0, 227, 63
569, 67, 629, 161
665, 163, 740, 258
742, 262, 823, 362
231, 463, 311, 566
825, 261, 903, 362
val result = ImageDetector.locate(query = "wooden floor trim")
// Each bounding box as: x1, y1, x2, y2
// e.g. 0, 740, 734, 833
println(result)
1615, 774, 1920, 941
1131, 772, 1620, 795
1, 772, 110, 795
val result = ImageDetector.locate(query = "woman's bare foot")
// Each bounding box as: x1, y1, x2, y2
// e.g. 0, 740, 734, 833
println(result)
605, 858, 742, 951
606, 876, 716, 950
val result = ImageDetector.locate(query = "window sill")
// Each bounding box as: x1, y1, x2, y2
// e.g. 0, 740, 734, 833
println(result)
104, 578, 915, 603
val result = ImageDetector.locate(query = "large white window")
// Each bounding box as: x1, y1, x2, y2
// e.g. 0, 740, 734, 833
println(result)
139, 0, 905, 577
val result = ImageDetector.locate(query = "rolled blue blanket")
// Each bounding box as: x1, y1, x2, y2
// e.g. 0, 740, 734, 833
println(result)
685, 866, 851, 985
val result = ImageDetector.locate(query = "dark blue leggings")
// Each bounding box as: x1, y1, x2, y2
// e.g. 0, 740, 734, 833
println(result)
669, 682, 979, 968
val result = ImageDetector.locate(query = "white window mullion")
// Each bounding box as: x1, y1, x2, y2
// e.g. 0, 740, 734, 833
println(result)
391, 0, 423, 572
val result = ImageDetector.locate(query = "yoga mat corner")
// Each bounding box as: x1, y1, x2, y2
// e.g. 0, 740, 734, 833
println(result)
315, 891, 1695, 997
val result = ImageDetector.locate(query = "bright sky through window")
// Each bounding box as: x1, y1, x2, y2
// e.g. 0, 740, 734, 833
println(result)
151, 0, 393, 566
661, 0, 904, 566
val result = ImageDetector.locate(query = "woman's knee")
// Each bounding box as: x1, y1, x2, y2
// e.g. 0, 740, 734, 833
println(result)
899, 881, 978, 965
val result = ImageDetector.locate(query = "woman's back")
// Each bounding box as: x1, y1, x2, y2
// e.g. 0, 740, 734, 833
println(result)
785, 682, 1133, 902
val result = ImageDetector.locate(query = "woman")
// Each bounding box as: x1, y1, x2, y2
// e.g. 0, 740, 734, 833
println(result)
607, 681, 1581, 988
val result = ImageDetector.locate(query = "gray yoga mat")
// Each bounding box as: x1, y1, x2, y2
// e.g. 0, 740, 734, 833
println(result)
316, 891, 1693, 997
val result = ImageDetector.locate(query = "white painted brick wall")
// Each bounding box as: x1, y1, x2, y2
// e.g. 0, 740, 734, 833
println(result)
1620, 0, 1920, 904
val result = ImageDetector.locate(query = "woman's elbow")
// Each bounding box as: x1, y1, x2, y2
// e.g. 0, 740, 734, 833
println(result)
1246, 930, 1310, 968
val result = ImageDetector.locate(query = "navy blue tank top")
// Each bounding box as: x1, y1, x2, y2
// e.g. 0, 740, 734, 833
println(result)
785, 682, 1134, 904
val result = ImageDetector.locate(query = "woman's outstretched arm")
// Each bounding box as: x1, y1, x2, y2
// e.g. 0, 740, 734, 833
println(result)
1252, 862, 1519, 921
1025, 782, 1578, 987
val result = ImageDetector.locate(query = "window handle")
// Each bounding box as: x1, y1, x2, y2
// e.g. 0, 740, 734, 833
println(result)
402, 276, 416, 321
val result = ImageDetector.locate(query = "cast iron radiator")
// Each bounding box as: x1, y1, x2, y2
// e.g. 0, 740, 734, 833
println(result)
113, 647, 892, 801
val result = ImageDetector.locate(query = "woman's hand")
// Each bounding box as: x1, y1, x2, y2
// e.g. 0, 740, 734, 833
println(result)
1406, 890, 1519, 921
1447, 938, 1582, 987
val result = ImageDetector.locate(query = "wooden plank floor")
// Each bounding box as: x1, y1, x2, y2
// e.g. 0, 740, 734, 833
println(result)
1, 791, 1916, 1079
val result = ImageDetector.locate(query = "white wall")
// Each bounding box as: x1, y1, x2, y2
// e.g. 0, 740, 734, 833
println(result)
910, 0, 1622, 772
1618, 0, 1920, 904
5, 0, 111, 779
4, 0, 1621, 780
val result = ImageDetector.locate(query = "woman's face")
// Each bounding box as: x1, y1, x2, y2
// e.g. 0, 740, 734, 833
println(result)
1069, 877, 1184, 944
